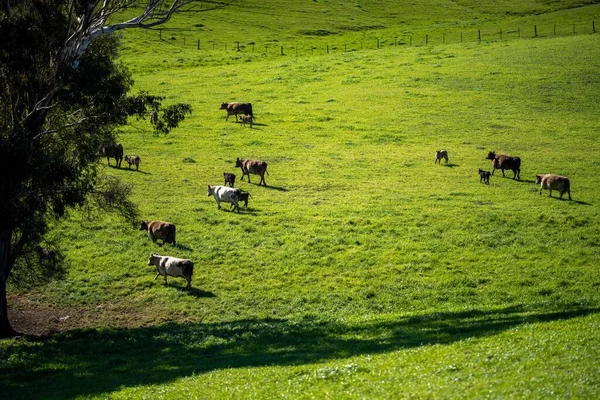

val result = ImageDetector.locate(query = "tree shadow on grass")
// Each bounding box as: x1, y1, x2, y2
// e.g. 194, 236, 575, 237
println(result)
2, 304, 597, 398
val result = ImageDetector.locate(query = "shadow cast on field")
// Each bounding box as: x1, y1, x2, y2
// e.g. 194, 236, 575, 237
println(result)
174, 286, 216, 298
442, 163, 459, 168
4, 304, 597, 398
121, 168, 151, 175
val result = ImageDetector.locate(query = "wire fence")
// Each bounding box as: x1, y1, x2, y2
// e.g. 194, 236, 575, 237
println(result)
138, 20, 598, 58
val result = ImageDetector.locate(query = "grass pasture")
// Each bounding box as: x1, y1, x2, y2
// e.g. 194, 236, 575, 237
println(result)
2, 1, 600, 398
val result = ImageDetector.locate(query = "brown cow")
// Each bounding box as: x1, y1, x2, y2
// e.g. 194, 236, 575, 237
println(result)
101, 144, 123, 168
125, 155, 141, 170
486, 151, 521, 180
220, 102, 253, 121
235, 158, 268, 186
140, 220, 176, 246
536, 174, 571, 200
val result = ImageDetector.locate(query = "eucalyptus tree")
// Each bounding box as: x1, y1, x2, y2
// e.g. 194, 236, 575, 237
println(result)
0, 0, 222, 337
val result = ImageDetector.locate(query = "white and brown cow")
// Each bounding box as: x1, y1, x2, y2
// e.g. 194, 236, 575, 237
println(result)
536, 174, 572, 200
140, 220, 176, 246
207, 185, 242, 212
147, 253, 194, 288
125, 155, 141, 170
235, 158, 268, 186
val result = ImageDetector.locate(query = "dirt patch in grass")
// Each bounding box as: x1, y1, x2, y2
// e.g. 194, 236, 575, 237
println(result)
7, 295, 167, 337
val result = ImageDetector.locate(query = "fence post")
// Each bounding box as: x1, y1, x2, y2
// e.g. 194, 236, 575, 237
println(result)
426, 34, 428, 45
326, 44, 329, 54
534, 25, 538, 37
377, 38, 380, 48
237, 41, 240, 51
281, 45, 284, 56
197, 39, 200, 50
478, 30, 481, 41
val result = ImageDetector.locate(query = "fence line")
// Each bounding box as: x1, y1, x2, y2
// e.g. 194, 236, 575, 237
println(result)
143, 21, 597, 58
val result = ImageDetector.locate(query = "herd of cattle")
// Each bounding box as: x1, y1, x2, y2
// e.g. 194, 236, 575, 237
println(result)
436, 149, 572, 200
100, 102, 572, 289
98, 102, 268, 288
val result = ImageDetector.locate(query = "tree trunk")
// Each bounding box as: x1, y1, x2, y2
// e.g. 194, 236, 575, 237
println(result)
0, 230, 17, 338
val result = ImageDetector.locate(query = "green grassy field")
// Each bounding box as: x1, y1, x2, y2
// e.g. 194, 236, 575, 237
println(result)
2, 1, 600, 398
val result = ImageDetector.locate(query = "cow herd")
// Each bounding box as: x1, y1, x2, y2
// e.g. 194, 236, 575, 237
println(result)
98, 101, 270, 288
101, 101, 573, 289
437, 149, 572, 200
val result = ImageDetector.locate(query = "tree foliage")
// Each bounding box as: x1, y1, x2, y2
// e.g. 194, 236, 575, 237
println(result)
0, 0, 197, 337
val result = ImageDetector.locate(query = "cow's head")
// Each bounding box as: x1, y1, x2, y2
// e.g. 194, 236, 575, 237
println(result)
235, 158, 243, 168
486, 151, 496, 160
147, 253, 159, 266
139, 221, 148, 231
535, 175, 543, 184
207, 185, 214, 196
219, 102, 229, 110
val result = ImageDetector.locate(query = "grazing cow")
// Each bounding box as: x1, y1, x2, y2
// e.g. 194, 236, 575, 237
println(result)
479, 169, 491, 185
207, 185, 242, 212
101, 144, 123, 168
239, 114, 253, 128
235, 158, 268, 186
125, 155, 141, 170
223, 172, 236, 187
435, 150, 449, 164
147, 253, 194, 288
140, 220, 176, 246
230, 191, 251, 209
220, 102, 253, 121
486, 151, 521, 180
536, 174, 572, 200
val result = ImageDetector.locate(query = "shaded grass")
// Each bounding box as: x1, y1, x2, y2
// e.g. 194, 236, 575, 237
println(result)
1, 305, 598, 398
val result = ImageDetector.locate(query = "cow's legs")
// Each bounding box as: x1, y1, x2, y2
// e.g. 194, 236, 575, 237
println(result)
164, 275, 168, 286
154, 273, 160, 280
501, 168, 506, 177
